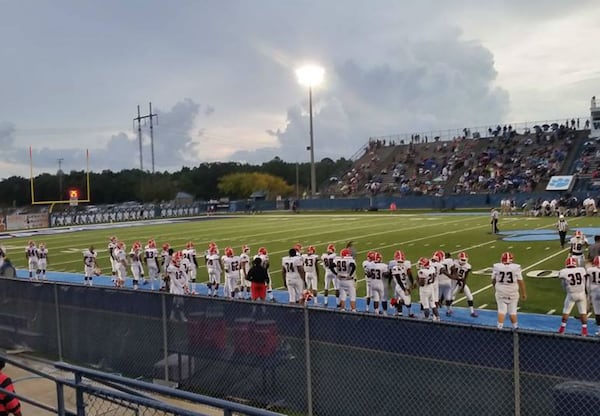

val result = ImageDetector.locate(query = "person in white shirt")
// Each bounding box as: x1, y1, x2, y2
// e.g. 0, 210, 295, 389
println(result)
366, 252, 389, 315
492, 252, 527, 329
83, 246, 98, 286
321, 244, 339, 307
586, 256, 600, 335
205, 245, 222, 297
282, 248, 306, 304
222, 247, 242, 298
569, 230, 589, 266
558, 257, 588, 336
183, 241, 198, 291
37, 242, 49, 281
329, 248, 357, 312
389, 250, 414, 317
114, 241, 128, 288
417, 257, 440, 321
363, 251, 376, 312
452, 252, 478, 317
167, 252, 189, 321
302, 246, 320, 305
25, 240, 38, 280
239, 245, 252, 299
144, 239, 160, 290
129, 242, 144, 290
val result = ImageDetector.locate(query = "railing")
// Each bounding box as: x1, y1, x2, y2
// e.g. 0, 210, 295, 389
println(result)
0, 353, 283, 416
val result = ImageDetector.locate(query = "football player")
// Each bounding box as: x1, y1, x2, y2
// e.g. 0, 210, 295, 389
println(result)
144, 239, 160, 290
129, 241, 144, 290
569, 230, 589, 267
558, 256, 588, 336
222, 247, 242, 298
330, 248, 357, 312
491, 252, 527, 329
37, 242, 49, 281
586, 256, 600, 335
183, 241, 199, 291
167, 251, 189, 321
239, 245, 252, 299
418, 257, 439, 321
206, 244, 223, 297
160, 243, 172, 291
452, 252, 478, 317
390, 250, 415, 317
107, 236, 118, 280
321, 244, 339, 307
114, 241, 128, 288
83, 245, 98, 286
302, 246, 320, 305
362, 251, 376, 312
25, 240, 38, 281
282, 248, 306, 304
367, 252, 389, 315
0, 245, 5, 269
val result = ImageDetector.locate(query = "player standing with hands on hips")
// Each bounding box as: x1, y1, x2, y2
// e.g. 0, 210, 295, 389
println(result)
492, 252, 526, 330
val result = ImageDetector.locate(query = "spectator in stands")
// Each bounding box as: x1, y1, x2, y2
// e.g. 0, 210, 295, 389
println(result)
588, 236, 600, 262
0, 359, 22, 416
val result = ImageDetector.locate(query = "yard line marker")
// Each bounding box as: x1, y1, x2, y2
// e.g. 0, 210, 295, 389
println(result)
479, 304, 488, 309
546, 309, 556, 315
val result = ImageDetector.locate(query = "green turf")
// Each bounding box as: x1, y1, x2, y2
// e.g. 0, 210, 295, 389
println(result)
3, 212, 598, 315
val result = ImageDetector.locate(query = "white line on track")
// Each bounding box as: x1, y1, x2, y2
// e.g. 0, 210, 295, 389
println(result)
547, 309, 556, 315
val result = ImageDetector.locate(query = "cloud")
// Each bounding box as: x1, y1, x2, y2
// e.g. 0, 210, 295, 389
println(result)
231, 29, 509, 163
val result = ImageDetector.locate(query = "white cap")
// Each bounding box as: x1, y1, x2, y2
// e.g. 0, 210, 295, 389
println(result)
559, 214, 565, 219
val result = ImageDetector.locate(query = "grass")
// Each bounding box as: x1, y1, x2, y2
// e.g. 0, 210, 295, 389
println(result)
3, 211, 597, 315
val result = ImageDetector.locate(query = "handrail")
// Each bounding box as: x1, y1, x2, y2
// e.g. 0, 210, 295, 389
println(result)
55, 361, 284, 416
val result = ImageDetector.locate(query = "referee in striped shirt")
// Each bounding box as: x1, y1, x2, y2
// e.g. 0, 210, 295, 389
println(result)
556, 214, 569, 248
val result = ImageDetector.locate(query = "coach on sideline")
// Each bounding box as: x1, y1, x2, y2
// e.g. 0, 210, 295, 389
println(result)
247, 257, 270, 301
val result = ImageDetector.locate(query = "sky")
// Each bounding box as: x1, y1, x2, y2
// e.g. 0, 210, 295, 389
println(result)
1, 0, 599, 179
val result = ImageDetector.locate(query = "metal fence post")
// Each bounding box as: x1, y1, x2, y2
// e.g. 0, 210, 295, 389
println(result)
304, 306, 313, 416
161, 294, 169, 382
53, 284, 63, 361
513, 330, 521, 416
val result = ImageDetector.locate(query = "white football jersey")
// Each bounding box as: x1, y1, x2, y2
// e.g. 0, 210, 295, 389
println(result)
322, 252, 336, 274
83, 249, 97, 267
168, 264, 187, 295
587, 265, 600, 292
239, 252, 251, 275
222, 255, 242, 276
558, 266, 587, 294
570, 237, 588, 256
492, 262, 523, 297
282, 255, 304, 279
418, 266, 436, 287
369, 262, 388, 280
206, 253, 221, 272
453, 260, 472, 281
391, 261, 412, 289
302, 254, 319, 274
333, 255, 356, 279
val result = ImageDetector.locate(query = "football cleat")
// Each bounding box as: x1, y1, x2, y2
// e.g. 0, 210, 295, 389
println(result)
327, 244, 336, 253
593, 256, 600, 267
394, 250, 406, 262
458, 252, 468, 264
565, 256, 578, 268
340, 248, 352, 257
418, 257, 430, 269
470, 311, 479, 318
307, 245, 316, 255
501, 252, 514, 264
225, 247, 234, 257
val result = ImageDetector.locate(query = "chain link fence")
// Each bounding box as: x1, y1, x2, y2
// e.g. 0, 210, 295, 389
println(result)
2, 277, 600, 415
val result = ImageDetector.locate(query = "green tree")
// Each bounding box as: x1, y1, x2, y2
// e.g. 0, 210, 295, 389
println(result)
218, 172, 293, 199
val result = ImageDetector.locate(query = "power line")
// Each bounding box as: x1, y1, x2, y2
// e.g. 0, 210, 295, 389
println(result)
132, 103, 158, 173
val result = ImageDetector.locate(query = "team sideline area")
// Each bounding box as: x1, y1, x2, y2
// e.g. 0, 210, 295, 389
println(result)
11, 265, 598, 336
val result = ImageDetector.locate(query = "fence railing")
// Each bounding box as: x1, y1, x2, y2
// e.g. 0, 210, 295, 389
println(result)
2, 278, 600, 416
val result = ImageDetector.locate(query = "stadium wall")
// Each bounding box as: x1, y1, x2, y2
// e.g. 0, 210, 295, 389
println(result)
1, 278, 599, 416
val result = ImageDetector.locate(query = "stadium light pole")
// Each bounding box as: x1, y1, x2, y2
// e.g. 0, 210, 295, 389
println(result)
296, 64, 324, 198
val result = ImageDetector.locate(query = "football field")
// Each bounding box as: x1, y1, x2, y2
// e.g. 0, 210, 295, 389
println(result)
3, 211, 599, 316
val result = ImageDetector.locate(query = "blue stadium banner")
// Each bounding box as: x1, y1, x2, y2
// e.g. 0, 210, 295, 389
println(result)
546, 175, 575, 191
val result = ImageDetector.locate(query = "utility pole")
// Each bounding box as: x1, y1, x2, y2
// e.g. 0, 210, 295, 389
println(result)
57, 158, 64, 199
132, 103, 159, 173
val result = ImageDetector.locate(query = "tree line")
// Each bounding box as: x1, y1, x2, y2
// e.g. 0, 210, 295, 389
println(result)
0, 157, 351, 208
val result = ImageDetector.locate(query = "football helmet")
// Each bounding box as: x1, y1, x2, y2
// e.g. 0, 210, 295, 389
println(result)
171, 251, 182, 266
307, 245, 316, 255
117, 241, 125, 249
148, 239, 156, 248
418, 257, 430, 268
186, 241, 194, 249
242, 244, 250, 253
28, 240, 35, 246
432, 250, 445, 262
294, 243, 303, 254
258, 247, 268, 256
225, 247, 234, 257
327, 244, 336, 253
209, 246, 218, 255
162, 243, 170, 251
575, 230, 583, 238
394, 250, 406, 262
501, 252, 514, 264
593, 256, 600, 267
374, 252, 382, 263
110, 236, 117, 242
39, 242, 45, 249
340, 248, 352, 257
565, 256, 578, 268
458, 252, 468, 264
367, 251, 376, 261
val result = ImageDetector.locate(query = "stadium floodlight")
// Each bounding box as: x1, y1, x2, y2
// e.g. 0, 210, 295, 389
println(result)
296, 64, 325, 198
